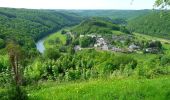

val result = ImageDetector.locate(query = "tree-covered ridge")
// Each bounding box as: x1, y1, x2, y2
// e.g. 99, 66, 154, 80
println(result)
0, 8, 82, 50
70, 10, 151, 20
127, 11, 170, 39
72, 18, 130, 35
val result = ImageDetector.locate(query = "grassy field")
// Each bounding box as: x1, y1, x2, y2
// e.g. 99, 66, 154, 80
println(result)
44, 31, 66, 49
133, 33, 170, 44
28, 76, 170, 100
112, 30, 124, 35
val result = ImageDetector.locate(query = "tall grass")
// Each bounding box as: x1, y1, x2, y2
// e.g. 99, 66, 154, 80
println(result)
28, 76, 170, 100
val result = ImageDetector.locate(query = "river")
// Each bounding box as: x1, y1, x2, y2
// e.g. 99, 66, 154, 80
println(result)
35, 27, 70, 53
36, 39, 45, 53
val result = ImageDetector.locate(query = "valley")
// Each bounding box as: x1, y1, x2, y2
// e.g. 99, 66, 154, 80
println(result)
0, 7, 170, 100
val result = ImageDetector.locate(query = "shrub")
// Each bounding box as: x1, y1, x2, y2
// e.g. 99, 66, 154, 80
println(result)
0, 38, 5, 49
7, 86, 28, 100
59, 46, 67, 53
79, 36, 95, 48
160, 55, 170, 66
65, 68, 81, 81
44, 48, 60, 60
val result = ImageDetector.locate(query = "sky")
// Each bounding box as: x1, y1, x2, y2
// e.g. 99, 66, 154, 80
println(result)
0, 0, 155, 10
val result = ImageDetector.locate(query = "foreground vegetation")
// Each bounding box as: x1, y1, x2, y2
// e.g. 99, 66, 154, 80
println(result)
28, 76, 170, 100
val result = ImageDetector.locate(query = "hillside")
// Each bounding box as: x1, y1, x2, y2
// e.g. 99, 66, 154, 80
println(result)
27, 76, 170, 100
127, 11, 170, 39
0, 8, 82, 51
71, 18, 130, 35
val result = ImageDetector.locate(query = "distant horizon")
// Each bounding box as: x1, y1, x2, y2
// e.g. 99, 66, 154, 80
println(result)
0, 7, 155, 11
0, 0, 155, 10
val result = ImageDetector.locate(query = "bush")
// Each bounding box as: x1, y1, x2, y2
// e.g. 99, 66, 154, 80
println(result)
0, 38, 5, 49
44, 48, 60, 60
99, 55, 137, 75
160, 55, 170, 66
65, 68, 81, 81
79, 36, 95, 48
7, 86, 28, 100
59, 46, 67, 53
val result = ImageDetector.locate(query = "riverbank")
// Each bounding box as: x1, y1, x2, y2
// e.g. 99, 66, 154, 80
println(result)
35, 27, 72, 53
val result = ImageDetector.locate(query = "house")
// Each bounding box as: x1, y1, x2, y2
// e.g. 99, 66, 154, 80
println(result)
111, 47, 122, 52
145, 48, 159, 54
128, 44, 140, 50
102, 45, 109, 50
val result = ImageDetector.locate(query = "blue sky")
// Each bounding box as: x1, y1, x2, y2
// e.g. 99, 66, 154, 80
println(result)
0, 0, 155, 10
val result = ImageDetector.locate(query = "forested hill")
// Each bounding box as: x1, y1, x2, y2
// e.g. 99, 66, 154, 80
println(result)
0, 8, 82, 50
72, 18, 130, 35
69, 10, 151, 20
127, 11, 170, 39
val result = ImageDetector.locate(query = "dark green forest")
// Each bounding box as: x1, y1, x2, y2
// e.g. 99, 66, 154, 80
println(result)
0, 8, 81, 52
71, 17, 130, 35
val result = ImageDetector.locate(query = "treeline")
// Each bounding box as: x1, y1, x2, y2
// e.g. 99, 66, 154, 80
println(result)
127, 11, 170, 39
0, 8, 82, 50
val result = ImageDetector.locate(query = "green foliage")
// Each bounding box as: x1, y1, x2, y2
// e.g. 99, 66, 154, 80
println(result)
146, 40, 162, 49
128, 11, 170, 39
71, 10, 151, 19
155, 0, 170, 8
44, 48, 61, 60
44, 31, 67, 49
79, 36, 95, 47
0, 8, 81, 52
0, 38, 5, 49
24, 49, 139, 81
0, 55, 9, 72
61, 30, 67, 34
99, 55, 137, 74
72, 18, 130, 35
28, 77, 170, 100
160, 55, 170, 66
7, 86, 28, 100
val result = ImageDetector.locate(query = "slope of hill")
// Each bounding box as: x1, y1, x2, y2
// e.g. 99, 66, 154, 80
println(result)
127, 11, 170, 39
28, 76, 170, 100
71, 18, 130, 35
0, 8, 82, 50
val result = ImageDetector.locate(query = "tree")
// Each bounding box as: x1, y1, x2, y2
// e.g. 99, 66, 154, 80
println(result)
0, 38, 5, 49
6, 41, 28, 100
79, 36, 95, 48
6, 42, 24, 85
61, 30, 67, 34
44, 48, 61, 60
155, 0, 170, 8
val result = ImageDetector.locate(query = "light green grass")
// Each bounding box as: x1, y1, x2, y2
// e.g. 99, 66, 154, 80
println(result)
133, 33, 170, 44
28, 76, 170, 100
112, 30, 124, 35
44, 31, 66, 49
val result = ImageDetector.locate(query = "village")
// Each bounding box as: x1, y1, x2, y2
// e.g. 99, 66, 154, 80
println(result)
73, 33, 163, 54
